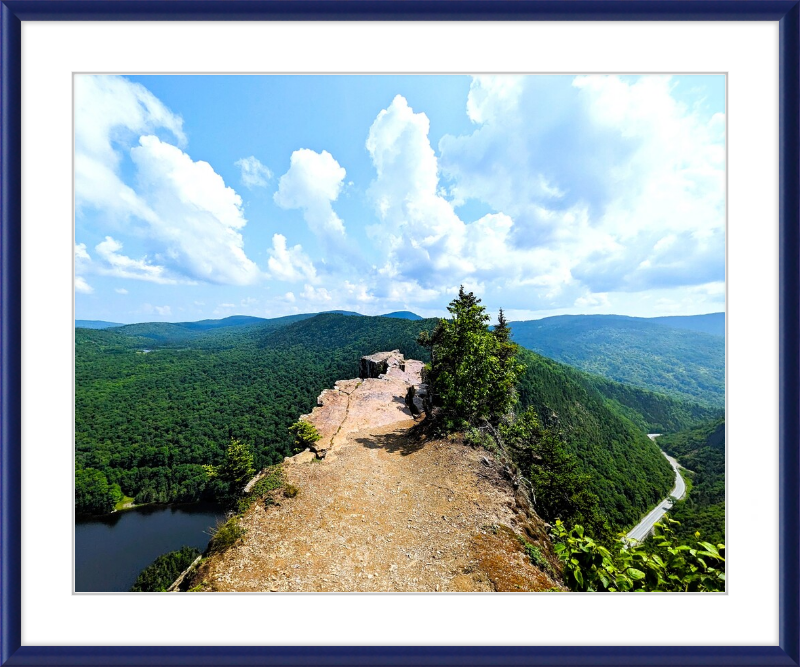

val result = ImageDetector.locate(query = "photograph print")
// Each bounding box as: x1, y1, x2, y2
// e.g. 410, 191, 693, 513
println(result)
74, 74, 725, 593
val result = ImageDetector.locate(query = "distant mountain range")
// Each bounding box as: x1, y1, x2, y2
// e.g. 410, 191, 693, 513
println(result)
508, 314, 724, 407
75, 320, 124, 329
380, 311, 424, 320
646, 312, 724, 337
75, 311, 424, 331
76, 309, 724, 407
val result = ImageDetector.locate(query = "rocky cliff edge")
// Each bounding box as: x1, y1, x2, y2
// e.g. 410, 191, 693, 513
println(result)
189, 351, 562, 592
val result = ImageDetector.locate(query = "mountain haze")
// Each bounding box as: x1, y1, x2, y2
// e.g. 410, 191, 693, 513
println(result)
75, 320, 123, 329
647, 312, 724, 337
509, 314, 724, 407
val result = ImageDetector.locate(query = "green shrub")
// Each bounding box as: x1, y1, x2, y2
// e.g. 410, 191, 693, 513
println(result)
464, 426, 498, 452
284, 484, 299, 498
130, 546, 200, 592
516, 535, 553, 575
207, 516, 246, 554
551, 517, 725, 592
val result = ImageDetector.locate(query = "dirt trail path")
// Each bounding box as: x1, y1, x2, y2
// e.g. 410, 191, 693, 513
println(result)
195, 355, 560, 592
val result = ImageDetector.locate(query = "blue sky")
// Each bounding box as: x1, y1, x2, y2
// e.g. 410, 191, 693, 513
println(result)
74, 74, 725, 324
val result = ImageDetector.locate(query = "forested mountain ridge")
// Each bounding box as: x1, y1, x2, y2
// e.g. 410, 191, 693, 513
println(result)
509, 314, 724, 407
647, 312, 724, 337
77, 313, 685, 528
657, 418, 725, 544
515, 349, 673, 527
77, 311, 426, 345
575, 372, 722, 434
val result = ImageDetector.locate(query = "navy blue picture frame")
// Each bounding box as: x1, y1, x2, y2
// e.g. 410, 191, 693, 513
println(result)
1, 2, 798, 665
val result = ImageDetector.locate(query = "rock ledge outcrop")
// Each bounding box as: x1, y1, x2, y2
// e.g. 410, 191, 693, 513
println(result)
286, 351, 425, 463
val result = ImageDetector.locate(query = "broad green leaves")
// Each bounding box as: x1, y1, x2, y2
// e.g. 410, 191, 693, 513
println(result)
551, 517, 725, 593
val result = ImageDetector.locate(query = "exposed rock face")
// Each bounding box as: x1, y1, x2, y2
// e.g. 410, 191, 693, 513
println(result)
360, 350, 404, 379
405, 383, 428, 416
284, 449, 316, 465
285, 351, 425, 464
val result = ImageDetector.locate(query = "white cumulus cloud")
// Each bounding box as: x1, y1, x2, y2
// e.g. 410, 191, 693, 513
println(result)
267, 234, 317, 283
94, 236, 181, 284
235, 155, 272, 189
274, 149, 347, 240
130, 136, 261, 285
74, 76, 262, 287
75, 276, 93, 294
74, 75, 184, 223
434, 74, 725, 306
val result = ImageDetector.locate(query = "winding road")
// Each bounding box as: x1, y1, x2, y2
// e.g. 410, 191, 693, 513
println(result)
625, 434, 686, 543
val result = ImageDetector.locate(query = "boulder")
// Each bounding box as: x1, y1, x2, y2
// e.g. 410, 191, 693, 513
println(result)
285, 449, 318, 465
360, 350, 404, 379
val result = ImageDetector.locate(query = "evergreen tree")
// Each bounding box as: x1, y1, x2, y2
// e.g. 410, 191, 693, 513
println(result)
494, 308, 511, 343
421, 287, 524, 430
204, 438, 255, 497
288, 420, 321, 452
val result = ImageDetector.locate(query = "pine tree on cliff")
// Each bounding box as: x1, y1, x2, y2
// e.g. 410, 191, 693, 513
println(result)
418, 287, 524, 430
204, 438, 255, 499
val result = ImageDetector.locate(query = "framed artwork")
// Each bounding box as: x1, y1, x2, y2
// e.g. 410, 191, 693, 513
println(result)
1, 2, 798, 665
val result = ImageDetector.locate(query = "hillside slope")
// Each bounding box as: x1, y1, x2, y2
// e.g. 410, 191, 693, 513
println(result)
516, 349, 674, 527
189, 355, 561, 592
576, 372, 722, 434
657, 418, 725, 544
510, 314, 724, 407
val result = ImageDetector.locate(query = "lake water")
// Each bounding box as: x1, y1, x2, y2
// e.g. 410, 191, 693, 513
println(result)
75, 503, 225, 592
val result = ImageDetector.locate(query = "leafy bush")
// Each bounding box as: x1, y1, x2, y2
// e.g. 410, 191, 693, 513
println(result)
284, 484, 299, 498
464, 426, 498, 452
516, 535, 554, 576
551, 517, 725, 592
130, 546, 200, 592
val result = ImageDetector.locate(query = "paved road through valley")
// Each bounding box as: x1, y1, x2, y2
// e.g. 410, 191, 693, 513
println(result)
625, 434, 686, 543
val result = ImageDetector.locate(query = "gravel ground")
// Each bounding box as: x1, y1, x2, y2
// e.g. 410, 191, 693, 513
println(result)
193, 359, 561, 593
